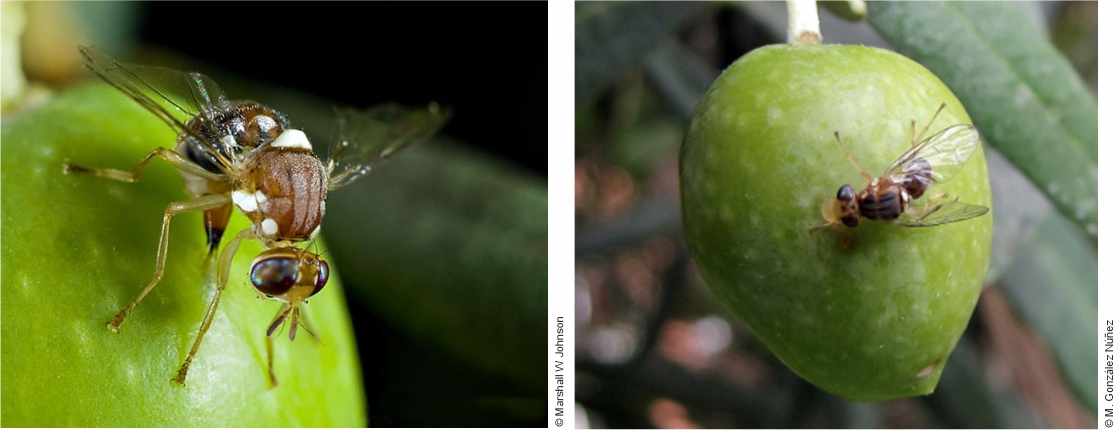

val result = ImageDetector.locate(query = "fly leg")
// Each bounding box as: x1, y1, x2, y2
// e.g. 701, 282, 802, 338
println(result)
67, 148, 235, 267
910, 102, 948, 147
265, 334, 277, 389
67, 148, 232, 332
64, 147, 227, 183
833, 131, 873, 186
107, 194, 231, 332
264, 304, 293, 389
261, 302, 321, 389
173, 229, 254, 385
808, 222, 836, 232
907, 193, 953, 221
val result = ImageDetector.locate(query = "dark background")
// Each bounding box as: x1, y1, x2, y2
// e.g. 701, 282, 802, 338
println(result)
135, 3, 546, 426
139, 2, 547, 178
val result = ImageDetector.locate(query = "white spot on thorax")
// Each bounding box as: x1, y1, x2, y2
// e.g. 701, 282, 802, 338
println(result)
232, 190, 258, 212
221, 134, 236, 148
261, 218, 279, 236
270, 129, 312, 150
254, 190, 268, 211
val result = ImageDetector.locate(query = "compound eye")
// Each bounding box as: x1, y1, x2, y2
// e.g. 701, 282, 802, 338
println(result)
311, 259, 329, 297
251, 257, 300, 296
837, 184, 856, 202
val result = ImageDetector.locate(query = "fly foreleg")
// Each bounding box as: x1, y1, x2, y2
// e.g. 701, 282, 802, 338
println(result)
910, 102, 948, 147
173, 228, 254, 385
64, 147, 227, 183
107, 194, 231, 333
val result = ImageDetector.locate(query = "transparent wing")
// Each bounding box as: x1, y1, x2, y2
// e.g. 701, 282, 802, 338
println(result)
883, 124, 980, 185
79, 45, 231, 150
325, 103, 451, 190
897, 200, 990, 227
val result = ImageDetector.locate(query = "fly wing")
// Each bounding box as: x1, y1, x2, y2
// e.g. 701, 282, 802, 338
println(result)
325, 103, 451, 190
897, 199, 990, 227
884, 124, 980, 185
79, 45, 230, 142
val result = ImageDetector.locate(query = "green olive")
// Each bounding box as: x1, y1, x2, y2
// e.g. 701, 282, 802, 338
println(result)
1, 83, 365, 425
680, 44, 992, 400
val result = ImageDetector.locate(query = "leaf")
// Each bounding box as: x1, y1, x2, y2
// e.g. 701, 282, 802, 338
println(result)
983, 147, 1053, 283
322, 138, 549, 394
867, 1, 1097, 239
644, 39, 719, 119
997, 213, 1097, 411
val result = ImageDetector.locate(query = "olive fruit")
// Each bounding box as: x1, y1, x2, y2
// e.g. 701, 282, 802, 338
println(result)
1, 83, 365, 425
680, 44, 992, 400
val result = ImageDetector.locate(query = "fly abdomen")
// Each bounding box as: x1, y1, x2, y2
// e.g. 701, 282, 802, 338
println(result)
902, 157, 933, 199
859, 189, 902, 221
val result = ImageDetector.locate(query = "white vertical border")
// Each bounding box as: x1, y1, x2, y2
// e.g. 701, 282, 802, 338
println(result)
548, 0, 575, 428
1101, 1, 1114, 428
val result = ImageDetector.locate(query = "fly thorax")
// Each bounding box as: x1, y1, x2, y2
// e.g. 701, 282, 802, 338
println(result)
227, 102, 289, 150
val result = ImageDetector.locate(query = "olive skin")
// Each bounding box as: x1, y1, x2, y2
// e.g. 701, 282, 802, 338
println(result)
680, 44, 992, 400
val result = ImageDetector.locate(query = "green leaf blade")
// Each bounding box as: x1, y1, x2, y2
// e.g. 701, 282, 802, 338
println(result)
867, 1, 1098, 238
999, 214, 1097, 411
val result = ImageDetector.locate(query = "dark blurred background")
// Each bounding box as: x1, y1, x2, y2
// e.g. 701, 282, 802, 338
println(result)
139, 2, 547, 178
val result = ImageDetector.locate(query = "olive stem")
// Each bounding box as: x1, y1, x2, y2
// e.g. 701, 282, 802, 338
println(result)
787, 0, 822, 45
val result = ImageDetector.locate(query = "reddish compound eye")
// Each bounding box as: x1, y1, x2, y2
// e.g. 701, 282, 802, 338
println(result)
311, 259, 329, 297
251, 257, 300, 296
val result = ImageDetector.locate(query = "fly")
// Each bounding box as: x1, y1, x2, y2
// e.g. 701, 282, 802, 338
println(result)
812, 102, 989, 230
64, 46, 450, 387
